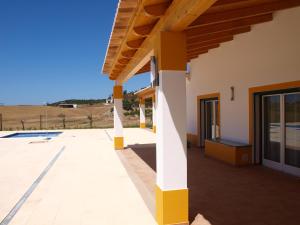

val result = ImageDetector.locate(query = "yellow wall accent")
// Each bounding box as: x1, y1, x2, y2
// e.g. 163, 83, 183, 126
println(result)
152, 95, 156, 103
155, 31, 187, 71
140, 98, 145, 104
114, 137, 124, 150
152, 125, 156, 133
156, 185, 189, 225
140, 123, 146, 128
113, 85, 123, 99
205, 140, 252, 166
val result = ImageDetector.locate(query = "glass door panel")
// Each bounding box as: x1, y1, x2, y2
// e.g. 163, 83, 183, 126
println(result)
285, 93, 300, 168
263, 95, 281, 163
205, 101, 213, 140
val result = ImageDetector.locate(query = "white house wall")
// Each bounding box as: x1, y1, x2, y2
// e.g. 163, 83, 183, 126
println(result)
186, 7, 300, 143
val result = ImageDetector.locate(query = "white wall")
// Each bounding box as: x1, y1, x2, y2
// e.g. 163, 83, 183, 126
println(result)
187, 7, 300, 143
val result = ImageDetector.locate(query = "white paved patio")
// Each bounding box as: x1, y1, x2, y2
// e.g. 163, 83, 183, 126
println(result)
0, 128, 156, 225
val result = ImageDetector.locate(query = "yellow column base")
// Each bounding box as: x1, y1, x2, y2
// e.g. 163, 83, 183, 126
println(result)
140, 123, 146, 128
153, 125, 156, 133
114, 137, 124, 150
156, 185, 189, 225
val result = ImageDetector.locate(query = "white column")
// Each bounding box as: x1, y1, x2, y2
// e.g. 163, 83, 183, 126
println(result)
139, 98, 146, 128
113, 81, 123, 150
155, 31, 188, 225
156, 70, 187, 190
150, 56, 157, 133
152, 93, 157, 133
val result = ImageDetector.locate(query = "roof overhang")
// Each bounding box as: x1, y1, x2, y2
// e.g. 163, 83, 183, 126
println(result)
135, 86, 155, 99
102, 0, 300, 83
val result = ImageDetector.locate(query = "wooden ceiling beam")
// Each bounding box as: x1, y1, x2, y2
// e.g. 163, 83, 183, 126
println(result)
186, 13, 273, 37
187, 36, 233, 51
121, 49, 137, 58
117, 0, 218, 82
114, 64, 127, 70
112, 69, 123, 74
144, 1, 172, 17
118, 58, 131, 65
187, 44, 220, 57
135, 61, 151, 75
212, 0, 250, 7
190, 0, 300, 27
187, 50, 208, 60
133, 21, 158, 36
126, 38, 146, 49
187, 26, 250, 43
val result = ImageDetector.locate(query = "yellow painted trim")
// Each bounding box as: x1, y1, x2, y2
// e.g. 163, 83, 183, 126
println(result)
156, 185, 189, 225
152, 125, 156, 133
152, 95, 156, 103
140, 98, 145, 104
113, 86, 123, 99
155, 31, 187, 71
140, 123, 146, 128
114, 137, 124, 150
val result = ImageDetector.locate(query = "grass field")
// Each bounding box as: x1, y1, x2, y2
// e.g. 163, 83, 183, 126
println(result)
0, 104, 148, 131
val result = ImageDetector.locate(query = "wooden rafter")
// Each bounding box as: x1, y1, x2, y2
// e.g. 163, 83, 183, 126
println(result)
213, 0, 250, 7
116, 0, 218, 82
118, 58, 131, 65
188, 50, 208, 60
103, 0, 300, 81
144, 1, 172, 17
187, 44, 220, 57
187, 26, 250, 44
190, 0, 300, 27
121, 49, 138, 58
187, 36, 233, 51
135, 61, 151, 75
133, 21, 158, 36
126, 38, 146, 49
186, 14, 273, 37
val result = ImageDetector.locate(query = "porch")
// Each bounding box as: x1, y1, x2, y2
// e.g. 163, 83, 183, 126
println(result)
121, 130, 300, 225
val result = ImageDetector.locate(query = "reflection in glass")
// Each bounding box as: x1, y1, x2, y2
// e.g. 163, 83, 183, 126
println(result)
285, 93, 300, 168
264, 96, 281, 162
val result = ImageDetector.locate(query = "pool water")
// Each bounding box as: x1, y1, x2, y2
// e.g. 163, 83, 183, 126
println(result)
2, 132, 62, 138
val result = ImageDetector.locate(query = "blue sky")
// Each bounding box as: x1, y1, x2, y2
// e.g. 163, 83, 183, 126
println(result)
0, 0, 149, 105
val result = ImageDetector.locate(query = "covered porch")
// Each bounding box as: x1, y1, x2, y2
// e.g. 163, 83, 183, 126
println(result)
101, 0, 300, 224
120, 128, 300, 225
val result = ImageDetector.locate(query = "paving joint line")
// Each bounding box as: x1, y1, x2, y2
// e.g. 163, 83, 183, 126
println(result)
0, 146, 66, 225
104, 130, 113, 142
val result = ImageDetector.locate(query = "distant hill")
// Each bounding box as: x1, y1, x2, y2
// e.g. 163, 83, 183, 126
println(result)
48, 99, 106, 106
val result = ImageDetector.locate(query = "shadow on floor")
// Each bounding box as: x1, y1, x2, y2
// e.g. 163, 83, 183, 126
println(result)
128, 144, 300, 225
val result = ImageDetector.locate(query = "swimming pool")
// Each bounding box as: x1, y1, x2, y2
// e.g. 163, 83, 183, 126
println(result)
2, 132, 62, 138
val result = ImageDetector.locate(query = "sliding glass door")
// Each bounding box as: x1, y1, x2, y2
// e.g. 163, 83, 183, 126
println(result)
200, 98, 220, 147
262, 92, 300, 176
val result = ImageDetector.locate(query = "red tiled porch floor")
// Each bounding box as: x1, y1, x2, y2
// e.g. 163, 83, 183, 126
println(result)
126, 144, 300, 225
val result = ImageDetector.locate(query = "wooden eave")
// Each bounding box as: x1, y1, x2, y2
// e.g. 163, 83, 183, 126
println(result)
135, 86, 155, 99
102, 0, 300, 81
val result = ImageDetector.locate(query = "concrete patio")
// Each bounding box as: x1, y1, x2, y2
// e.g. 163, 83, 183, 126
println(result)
0, 128, 156, 225
1, 128, 300, 225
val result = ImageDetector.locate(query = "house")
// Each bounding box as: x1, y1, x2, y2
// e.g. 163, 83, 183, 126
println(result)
102, 1, 300, 225
58, 103, 78, 108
